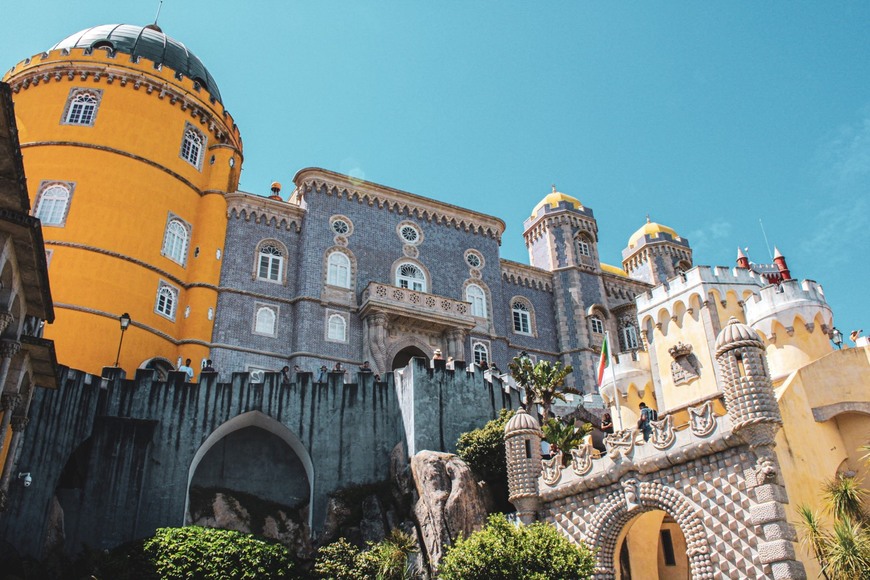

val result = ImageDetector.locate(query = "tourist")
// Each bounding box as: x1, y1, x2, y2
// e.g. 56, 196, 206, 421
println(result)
601, 413, 614, 435
178, 358, 194, 382
446, 356, 454, 370
316, 365, 328, 383
359, 361, 373, 373
638, 403, 653, 442
280, 365, 291, 387
433, 349, 444, 361
202, 359, 216, 374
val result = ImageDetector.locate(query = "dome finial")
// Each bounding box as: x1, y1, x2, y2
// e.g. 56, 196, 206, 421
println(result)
153, 0, 165, 27
551, 184, 557, 193
646, 214, 651, 224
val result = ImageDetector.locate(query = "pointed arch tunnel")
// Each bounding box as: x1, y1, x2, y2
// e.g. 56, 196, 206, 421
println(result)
184, 411, 315, 533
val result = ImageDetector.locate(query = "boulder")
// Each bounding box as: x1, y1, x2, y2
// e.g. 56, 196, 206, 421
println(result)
410, 450, 487, 571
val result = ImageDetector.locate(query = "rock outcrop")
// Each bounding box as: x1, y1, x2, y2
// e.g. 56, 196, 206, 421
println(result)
410, 450, 487, 571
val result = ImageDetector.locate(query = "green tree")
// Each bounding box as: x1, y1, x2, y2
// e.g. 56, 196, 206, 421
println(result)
142, 526, 297, 580
439, 513, 595, 580
508, 357, 576, 422
543, 418, 593, 467
315, 529, 417, 580
456, 409, 515, 481
797, 465, 870, 579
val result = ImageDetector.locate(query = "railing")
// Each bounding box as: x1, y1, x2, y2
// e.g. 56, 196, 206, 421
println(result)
359, 282, 476, 328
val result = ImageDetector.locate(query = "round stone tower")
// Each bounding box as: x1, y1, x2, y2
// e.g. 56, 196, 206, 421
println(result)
3, 24, 243, 374
504, 407, 543, 524
715, 317, 782, 444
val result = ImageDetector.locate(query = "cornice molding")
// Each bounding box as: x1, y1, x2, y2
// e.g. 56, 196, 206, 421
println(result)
294, 168, 505, 244
225, 192, 305, 232
499, 259, 553, 292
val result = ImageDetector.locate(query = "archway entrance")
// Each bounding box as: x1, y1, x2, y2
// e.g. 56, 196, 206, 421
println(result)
186, 412, 314, 546
615, 510, 689, 579
392, 346, 428, 370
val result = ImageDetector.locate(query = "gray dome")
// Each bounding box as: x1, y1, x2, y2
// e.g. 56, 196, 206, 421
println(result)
51, 24, 222, 104
715, 317, 764, 355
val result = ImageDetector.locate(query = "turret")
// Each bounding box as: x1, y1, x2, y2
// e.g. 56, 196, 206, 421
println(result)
736, 248, 750, 270
773, 247, 791, 281
622, 217, 692, 284
504, 408, 543, 524
523, 186, 598, 272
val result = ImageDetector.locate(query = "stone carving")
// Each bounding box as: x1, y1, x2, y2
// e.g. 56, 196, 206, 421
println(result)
650, 414, 675, 449
0, 340, 20, 359
622, 478, 640, 512
605, 429, 636, 459
689, 401, 716, 437
10, 416, 29, 432
669, 341, 700, 385
541, 453, 563, 486
0, 393, 21, 412
754, 453, 778, 485
411, 450, 487, 571
0, 310, 13, 335
570, 445, 593, 476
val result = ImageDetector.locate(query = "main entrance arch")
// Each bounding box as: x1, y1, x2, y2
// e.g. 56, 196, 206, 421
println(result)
185, 411, 315, 533
615, 510, 689, 579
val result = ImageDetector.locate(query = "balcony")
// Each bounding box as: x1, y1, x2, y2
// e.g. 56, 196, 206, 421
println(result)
359, 282, 476, 332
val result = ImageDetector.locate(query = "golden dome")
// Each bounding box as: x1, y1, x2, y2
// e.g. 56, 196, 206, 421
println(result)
628, 217, 679, 249
530, 186, 582, 218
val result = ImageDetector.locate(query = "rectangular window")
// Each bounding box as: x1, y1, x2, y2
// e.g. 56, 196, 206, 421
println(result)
660, 530, 676, 566
590, 317, 604, 334
513, 311, 530, 334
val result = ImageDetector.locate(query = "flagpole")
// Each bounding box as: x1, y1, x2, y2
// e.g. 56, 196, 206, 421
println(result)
607, 331, 625, 431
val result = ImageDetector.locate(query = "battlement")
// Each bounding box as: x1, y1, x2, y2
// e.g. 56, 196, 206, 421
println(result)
598, 350, 652, 403
636, 265, 764, 311
4, 48, 243, 148
744, 278, 832, 337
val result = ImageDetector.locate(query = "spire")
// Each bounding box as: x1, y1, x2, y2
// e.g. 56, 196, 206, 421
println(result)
736, 247, 750, 270
773, 246, 783, 259
772, 246, 791, 280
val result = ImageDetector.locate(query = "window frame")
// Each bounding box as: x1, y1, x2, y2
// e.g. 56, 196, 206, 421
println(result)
34, 181, 75, 227
396, 220, 424, 246
327, 251, 352, 289
473, 342, 489, 366
179, 122, 207, 170
466, 283, 487, 318
61, 88, 102, 126
154, 281, 179, 321
622, 325, 639, 350
396, 262, 427, 292
590, 316, 605, 335
161, 214, 191, 266
326, 311, 349, 343
511, 298, 535, 336
253, 303, 278, 337
255, 240, 286, 284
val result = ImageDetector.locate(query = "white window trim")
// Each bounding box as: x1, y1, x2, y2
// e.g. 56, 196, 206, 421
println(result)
155, 280, 179, 321
61, 87, 102, 126
330, 215, 354, 236
34, 181, 75, 227
464, 249, 485, 269
396, 220, 424, 246
590, 316, 605, 334
622, 325, 639, 350
466, 284, 487, 319
254, 240, 287, 284
576, 238, 591, 257
252, 302, 279, 337
327, 251, 352, 289
511, 297, 535, 336
325, 310, 349, 344
161, 213, 191, 266
396, 262, 427, 292
472, 341, 490, 365
179, 122, 207, 170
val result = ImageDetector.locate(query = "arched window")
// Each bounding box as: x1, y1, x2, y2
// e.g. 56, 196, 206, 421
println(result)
576, 237, 591, 257
35, 183, 72, 226
327, 251, 351, 288
466, 284, 487, 318
512, 300, 532, 335
254, 306, 277, 336
257, 243, 284, 282
396, 263, 426, 292
590, 316, 604, 334
473, 343, 489, 365
622, 325, 639, 350
63, 90, 101, 125
155, 282, 178, 320
180, 124, 205, 169
327, 314, 347, 342
162, 218, 189, 265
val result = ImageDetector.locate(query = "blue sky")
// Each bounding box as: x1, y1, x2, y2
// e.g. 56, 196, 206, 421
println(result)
3, 2, 868, 342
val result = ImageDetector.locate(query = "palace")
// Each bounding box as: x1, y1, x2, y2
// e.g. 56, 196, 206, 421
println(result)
0, 23, 868, 579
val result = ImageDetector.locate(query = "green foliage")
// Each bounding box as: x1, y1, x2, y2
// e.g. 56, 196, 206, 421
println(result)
798, 470, 870, 579
142, 526, 297, 580
543, 419, 593, 467
456, 409, 515, 482
508, 357, 576, 422
439, 513, 595, 580
315, 529, 417, 580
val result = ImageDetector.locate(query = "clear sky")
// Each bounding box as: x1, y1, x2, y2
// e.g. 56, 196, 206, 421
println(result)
2, 2, 868, 343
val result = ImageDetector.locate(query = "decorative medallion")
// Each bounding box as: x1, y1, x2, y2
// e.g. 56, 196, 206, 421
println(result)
605, 429, 636, 459
650, 414, 675, 450
403, 244, 418, 258
542, 453, 563, 486
570, 445, 593, 476
688, 401, 716, 437
669, 341, 700, 385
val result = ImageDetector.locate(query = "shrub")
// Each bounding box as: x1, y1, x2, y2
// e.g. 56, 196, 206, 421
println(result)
142, 526, 297, 580
315, 529, 416, 580
439, 513, 595, 580
456, 409, 514, 482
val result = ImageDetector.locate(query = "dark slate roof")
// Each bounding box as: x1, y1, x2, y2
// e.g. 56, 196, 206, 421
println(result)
51, 24, 222, 103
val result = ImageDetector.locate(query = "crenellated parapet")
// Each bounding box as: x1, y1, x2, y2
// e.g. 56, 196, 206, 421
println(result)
636, 266, 765, 314
4, 48, 243, 150
499, 259, 553, 291
744, 278, 832, 340
598, 350, 652, 404
226, 191, 305, 232
293, 168, 505, 243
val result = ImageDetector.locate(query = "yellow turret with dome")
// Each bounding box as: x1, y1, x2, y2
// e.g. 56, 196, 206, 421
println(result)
627, 216, 681, 249
530, 185, 583, 219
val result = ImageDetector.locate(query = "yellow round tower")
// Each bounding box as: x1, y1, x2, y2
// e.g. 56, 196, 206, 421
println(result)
3, 24, 243, 375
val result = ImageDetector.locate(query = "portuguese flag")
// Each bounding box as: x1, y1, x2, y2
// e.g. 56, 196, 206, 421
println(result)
597, 334, 609, 386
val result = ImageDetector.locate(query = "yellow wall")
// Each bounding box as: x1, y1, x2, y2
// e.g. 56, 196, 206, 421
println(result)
4, 49, 242, 375
761, 314, 834, 382
616, 510, 689, 579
